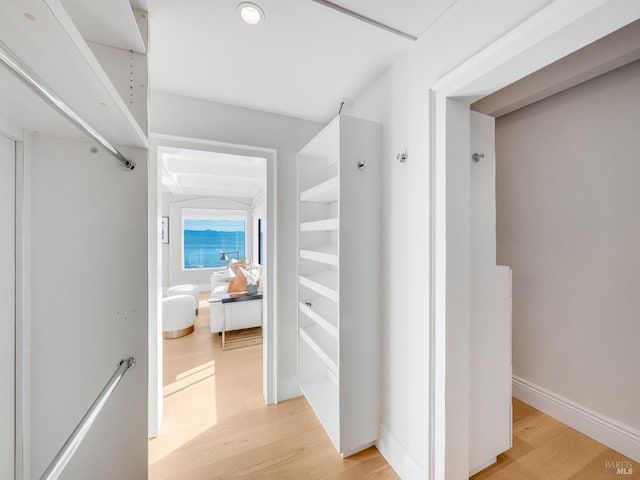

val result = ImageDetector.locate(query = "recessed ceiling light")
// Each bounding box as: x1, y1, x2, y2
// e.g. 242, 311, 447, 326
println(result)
237, 2, 265, 25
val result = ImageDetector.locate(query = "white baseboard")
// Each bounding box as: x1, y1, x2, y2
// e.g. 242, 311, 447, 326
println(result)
513, 375, 640, 462
277, 376, 302, 402
376, 424, 428, 480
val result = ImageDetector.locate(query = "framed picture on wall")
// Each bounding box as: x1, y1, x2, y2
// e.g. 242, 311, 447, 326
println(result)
161, 217, 169, 244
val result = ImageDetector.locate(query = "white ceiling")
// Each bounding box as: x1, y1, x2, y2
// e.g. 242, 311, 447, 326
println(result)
147, 0, 458, 123
160, 147, 266, 199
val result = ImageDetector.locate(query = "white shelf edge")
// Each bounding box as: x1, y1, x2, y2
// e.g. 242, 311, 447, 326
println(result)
300, 218, 339, 232
299, 301, 338, 338
299, 274, 338, 302
299, 327, 337, 374
44, 0, 148, 147
300, 176, 339, 203
299, 246, 339, 267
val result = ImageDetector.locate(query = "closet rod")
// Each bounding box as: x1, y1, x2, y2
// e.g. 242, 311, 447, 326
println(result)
0, 40, 135, 171
308, 0, 417, 41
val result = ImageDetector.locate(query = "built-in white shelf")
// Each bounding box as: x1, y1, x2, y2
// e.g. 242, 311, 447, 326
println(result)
297, 115, 381, 457
0, 0, 148, 147
60, 0, 147, 54
299, 298, 338, 338
298, 378, 339, 448
300, 218, 339, 232
300, 176, 339, 203
299, 245, 339, 266
299, 270, 338, 302
300, 325, 338, 374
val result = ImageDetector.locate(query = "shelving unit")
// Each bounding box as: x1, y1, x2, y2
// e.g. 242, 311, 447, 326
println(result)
300, 176, 339, 203
298, 270, 338, 302
296, 115, 381, 457
299, 218, 339, 232
299, 244, 339, 266
299, 298, 338, 338
0, 0, 148, 147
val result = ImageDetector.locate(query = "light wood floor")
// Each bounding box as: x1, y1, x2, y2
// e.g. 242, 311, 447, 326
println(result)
472, 399, 638, 480
149, 293, 399, 480
151, 294, 636, 479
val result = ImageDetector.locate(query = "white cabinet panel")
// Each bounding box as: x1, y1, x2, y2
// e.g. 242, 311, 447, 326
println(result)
469, 111, 513, 475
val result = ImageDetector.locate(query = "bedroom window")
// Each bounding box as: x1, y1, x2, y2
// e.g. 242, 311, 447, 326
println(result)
182, 210, 246, 270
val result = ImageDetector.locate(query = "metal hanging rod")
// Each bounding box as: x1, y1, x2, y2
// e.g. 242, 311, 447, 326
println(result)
40, 357, 136, 480
0, 40, 136, 170
309, 0, 417, 42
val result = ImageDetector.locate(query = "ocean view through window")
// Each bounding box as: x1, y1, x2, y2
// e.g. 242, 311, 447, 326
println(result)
183, 218, 245, 269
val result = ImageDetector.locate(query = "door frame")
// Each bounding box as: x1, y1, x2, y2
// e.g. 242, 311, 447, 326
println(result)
1, 116, 31, 480
147, 133, 278, 437
0, 131, 16, 480
428, 0, 640, 477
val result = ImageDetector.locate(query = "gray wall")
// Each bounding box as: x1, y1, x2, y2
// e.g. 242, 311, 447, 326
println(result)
496, 60, 640, 430
30, 137, 148, 479
151, 91, 322, 385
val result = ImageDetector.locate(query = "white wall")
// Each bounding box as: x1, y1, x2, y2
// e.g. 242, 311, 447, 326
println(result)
29, 137, 148, 479
151, 91, 322, 388
148, 3, 638, 477
343, 1, 554, 477
496, 61, 640, 430
161, 192, 254, 289
0, 134, 15, 480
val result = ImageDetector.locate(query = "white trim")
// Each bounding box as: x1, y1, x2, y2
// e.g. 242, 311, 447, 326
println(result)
277, 376, 301, 402
376, 425, 428, 480
150, 133, 276, 155
513, 375, 640, 462
0, 115, 22, 142
15, 133, 31, 480
148, 133, 278, 438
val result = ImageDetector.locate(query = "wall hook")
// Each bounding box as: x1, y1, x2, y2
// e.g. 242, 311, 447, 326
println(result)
472, 152, 484, 163
357, 161, 366, 171
397, 152, 408, 163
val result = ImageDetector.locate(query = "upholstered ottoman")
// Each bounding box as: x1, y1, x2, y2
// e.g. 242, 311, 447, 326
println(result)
167, 284, 200, 315
162, 295, 196, 339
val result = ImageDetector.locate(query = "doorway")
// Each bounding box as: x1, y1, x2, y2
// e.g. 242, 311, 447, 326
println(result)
428, 1, 639, 477
147, 135, 277, 441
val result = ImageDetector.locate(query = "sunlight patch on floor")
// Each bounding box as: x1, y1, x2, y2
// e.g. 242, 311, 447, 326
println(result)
149, 359, 219, 465
174, 359, 215, 381
149, 295, 264, 475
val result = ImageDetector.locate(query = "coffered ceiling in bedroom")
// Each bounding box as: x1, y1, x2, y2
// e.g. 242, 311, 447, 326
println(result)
147, 0, 459, 123
160, 147, 266, 199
